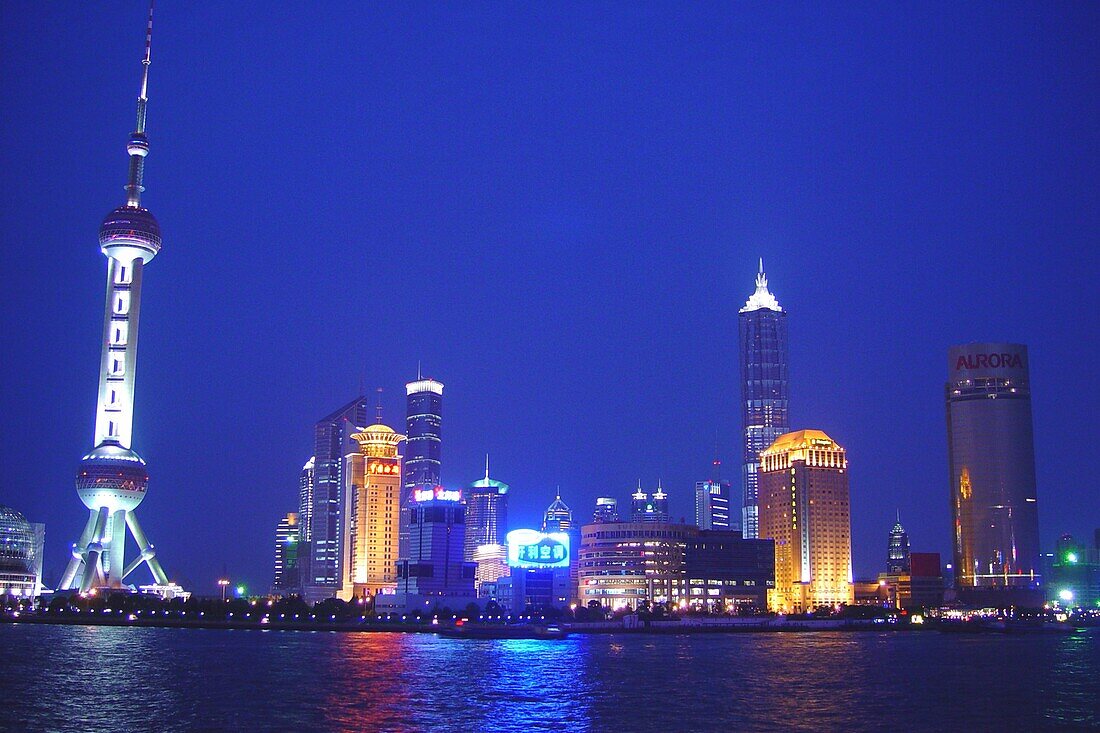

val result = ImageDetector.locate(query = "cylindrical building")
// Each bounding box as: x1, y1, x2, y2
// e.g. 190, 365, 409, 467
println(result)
946, 343, 1041, 601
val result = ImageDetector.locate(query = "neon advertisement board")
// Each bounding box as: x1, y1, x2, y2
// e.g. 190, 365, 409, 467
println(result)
506, 529, 570, 569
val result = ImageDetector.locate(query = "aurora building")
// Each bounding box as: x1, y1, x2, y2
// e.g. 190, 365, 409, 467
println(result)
946, 343, 1041, 603
463, 459, 510, 562
738, 260, 789, 538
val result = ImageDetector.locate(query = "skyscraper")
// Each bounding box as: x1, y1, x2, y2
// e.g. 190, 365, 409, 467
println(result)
887, 513, 911, 574
383, 487, 476, 613
759, 430, 853, 612
543, 492, 573, 532
630, 482, 669, 523
738, 259, 789, 539
341, 419, 404, 600
297, 456, 315, 545
404, 376, 444, 491
302, 397, 368, 602
696, 454, 733, 530
463, 458, 510, 562
593, 497, 619, 523
695, 480, 732, 530
57, 5, 175, 594
946, 343, 1042, 602
272, 512, 300, 594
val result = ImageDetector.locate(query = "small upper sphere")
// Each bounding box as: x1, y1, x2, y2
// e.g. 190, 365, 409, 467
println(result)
99, 205, 161, 263
127, 133, 150, 157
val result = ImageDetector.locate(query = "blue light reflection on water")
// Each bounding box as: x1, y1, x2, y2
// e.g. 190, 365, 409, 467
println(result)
1, 625, 1097, 732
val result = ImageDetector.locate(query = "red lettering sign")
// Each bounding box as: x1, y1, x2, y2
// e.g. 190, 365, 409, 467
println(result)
954, 352, 1022, 370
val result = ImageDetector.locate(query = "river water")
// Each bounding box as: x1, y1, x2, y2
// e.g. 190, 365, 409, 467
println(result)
1, 624, 1096, 731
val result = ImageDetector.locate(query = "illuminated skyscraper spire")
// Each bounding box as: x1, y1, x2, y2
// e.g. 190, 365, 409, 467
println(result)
58, 2, 174, 594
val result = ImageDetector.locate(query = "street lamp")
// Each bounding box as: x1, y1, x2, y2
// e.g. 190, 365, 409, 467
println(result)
218, 578, 230, 602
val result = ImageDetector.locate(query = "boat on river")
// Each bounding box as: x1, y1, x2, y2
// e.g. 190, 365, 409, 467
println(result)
437, 622, 570, 640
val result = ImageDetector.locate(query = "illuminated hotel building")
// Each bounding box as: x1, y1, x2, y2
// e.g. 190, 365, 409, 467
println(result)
758, 430, 853, 612
340, 421, 404, 600
463, 459, 509, 562
272, 512, 300, 593
738, 259, 789, 538
57, 5, 179, 595
577, 521, 693, 610
302, 397, 368, 602
946, 343, 1041, 602
696, 454, 733, 530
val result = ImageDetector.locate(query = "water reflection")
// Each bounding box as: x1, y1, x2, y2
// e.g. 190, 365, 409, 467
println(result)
1, 625, 1096, 732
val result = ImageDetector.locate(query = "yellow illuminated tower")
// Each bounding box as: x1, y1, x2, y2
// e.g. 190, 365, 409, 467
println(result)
758, 430, 853, 612
340, 417, 405, 601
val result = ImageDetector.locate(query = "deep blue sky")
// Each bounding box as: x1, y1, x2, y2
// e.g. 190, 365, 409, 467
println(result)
2, 2, 1097, 593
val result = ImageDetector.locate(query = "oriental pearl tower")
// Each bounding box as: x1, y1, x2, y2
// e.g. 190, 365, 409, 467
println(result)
58, 3, 173, 593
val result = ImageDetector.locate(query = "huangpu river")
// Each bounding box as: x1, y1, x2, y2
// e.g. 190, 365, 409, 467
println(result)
2, 624, 1097, 731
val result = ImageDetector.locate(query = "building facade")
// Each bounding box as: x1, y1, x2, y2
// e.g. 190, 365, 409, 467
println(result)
340, 422, 404, 600
676, 530, 775, 611
593, 497, 619, 523
946, 343, 1042, 603
302, 397, 368, 602
738, 260, 789, 538
272, 512, 300, 594
0, 506, 42, 599
577, 521, 694, 610
630, 483, 670, 523
759, 430, 853, 612
1048, 534, 1100, 608
695, 480, 733, 530
463, 461, 509, 562
404, 378, 444, 491
382, 487, 476, 613
887, 513, 911, 574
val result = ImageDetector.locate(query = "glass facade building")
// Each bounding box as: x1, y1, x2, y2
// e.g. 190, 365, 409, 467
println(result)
887, 514, 911, 574
303, 396, 368, 601
738, 261, 789, 538
404, 378, 444, 491
946, 343, 1041, 600
463, 463, 510, 562
695, 480, 732, 530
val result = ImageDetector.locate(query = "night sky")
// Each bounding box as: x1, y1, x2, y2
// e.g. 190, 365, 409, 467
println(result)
1, 2, 1097, 593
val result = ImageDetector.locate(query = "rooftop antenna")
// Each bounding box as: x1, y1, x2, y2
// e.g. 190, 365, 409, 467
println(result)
484, 453, 490, 480
375, 387, 384, 423
125, 0, 155, 208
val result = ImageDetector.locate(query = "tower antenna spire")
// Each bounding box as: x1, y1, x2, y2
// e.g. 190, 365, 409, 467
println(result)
484, 453, 490, 480
375, 387, 384, 423
125, 1, 155, 207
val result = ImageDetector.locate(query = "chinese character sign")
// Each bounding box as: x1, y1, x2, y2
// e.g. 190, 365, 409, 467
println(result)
506, 529, 570, 569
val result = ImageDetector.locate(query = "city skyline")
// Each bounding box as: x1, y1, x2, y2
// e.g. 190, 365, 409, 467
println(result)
2, 3, 1098, 593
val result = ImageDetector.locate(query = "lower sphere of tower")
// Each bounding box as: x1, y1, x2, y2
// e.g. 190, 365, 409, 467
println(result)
76, 456, 149, 512
99, 206, 161, 263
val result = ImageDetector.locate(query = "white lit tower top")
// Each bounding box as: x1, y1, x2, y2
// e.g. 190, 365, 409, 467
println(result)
58, 3, 172, 594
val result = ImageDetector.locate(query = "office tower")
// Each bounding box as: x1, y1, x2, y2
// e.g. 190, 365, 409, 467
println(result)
630, 482, 668, 523
382, 487, 476, 612
0, 506, 40, 599
543, 492, 573, 532
946, 343, 1042, 602
758, 430, 853, 612
272, 512, 300, 593
57, 5, 176, 594
404, 376, 444, 491
695, 480, 732, 530
677, 530, 775, 611
341, 420, 404, 600
738, 259, 789, 539
302, 396, 368, 602
297, 457, 315, 545
593, 497, 619, 523
887, 512, 911, 574
463, 458, 510, 562
1048, 534, 1100, 608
